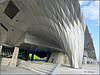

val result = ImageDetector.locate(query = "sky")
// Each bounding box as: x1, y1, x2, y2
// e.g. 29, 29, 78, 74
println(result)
79, 1, 99, 61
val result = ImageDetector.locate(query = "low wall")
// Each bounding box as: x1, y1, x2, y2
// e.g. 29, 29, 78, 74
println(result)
1, 58, 26, 66
1, 58, 12, 66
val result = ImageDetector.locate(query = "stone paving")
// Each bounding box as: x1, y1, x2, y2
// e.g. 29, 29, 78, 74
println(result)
1, 66, 37, 74
1, 62, 57, 75
1, 63, 99, 75
60, 64, 99, 74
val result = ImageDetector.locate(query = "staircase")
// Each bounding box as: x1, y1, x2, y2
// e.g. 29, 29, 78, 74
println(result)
18, 61, 57, 74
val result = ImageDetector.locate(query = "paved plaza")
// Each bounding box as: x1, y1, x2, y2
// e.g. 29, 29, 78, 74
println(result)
1, 63, 99, 75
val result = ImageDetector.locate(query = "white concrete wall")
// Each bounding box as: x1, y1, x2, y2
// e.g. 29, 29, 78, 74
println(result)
9, 47, 19, 67
48, 52, 69, 64
48, 51, 61, 63
1, 58, 26, 66
1, 58, 11, 66
64, 54, 70, 64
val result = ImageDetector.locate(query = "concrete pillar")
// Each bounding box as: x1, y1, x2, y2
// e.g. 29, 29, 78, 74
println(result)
10, 50, 12, 55
0, 46, 2, 57
3, 50, 5, 57
0, 46, 2, 53
6, 50, 8, 56
9, 50, 10, 56
64, 54, 70, 64
7, 49, 9, 56
30, 50, 34, 61
9, 47, 19, 67
24, 52, 29, 61
46, 53, 50, 62
2, 49, 5, 57
84, 56, 87, 65
5, 50, 7, 56
48, 51, 65, 64
31, 53, 34, 61
2, 51, 4, 57
0, 46, 2, 65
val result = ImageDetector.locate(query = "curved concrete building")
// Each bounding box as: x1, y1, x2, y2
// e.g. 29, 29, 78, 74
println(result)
0, 0, 96, 69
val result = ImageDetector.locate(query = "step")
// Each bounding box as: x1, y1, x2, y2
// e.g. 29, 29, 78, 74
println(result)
40, 65, 56, 68
31, 69, 49, 74
39, 66, 55, 71
38, 64, 56, 67
44, 63, 57, 66
34, 68, 52, 74
35, 66, 55, 71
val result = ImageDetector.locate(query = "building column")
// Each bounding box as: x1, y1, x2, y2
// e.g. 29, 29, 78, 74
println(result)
9, 50, 10, 56
9, 47, 19, 67
31, 53, 34, 61
46, 53, 51, 62
0, 46, 2, 65
24, 52, 29, 61
0, 46, 2, 53
84, 56, 87, 65
5, 50, 7, 56
48, 51, 66, 64
64, 54, 70, 64
0, 46, 2, 57
9, 50, 11, 56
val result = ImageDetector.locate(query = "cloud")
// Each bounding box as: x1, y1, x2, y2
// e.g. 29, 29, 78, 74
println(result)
81, 1, 99, 20
79, 1, 99, 26
79, 1, 89, 5
79, 1, 84, 5
94, 1, 99, 8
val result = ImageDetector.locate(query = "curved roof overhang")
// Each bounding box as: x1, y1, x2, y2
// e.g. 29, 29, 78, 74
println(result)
84, 26, 96, 59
